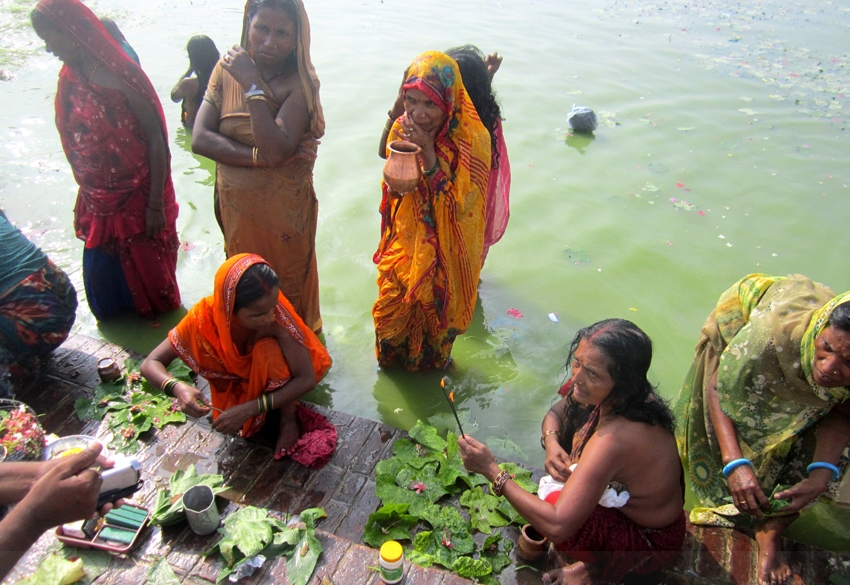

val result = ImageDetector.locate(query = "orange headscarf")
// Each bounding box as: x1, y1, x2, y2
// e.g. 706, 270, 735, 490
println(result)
169, 254, 331, 436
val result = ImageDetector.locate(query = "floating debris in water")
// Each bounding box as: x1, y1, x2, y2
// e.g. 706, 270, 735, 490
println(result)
507, 308, 523, 319
548, 313, 559, 323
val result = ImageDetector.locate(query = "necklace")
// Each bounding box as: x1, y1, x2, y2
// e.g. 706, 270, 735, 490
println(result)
88, 61, 99, 83
261, 69, 285, 83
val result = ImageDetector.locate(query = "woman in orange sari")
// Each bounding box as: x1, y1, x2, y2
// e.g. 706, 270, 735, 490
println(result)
141, 254, 333, 463
373, 51, 491, 370
31, 0, 180, 321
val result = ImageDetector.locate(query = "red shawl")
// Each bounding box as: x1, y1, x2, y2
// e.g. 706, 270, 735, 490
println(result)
38, 0, 180, 317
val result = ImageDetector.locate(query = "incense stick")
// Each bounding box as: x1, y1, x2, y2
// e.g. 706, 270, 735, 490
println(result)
440, 376, 465, 437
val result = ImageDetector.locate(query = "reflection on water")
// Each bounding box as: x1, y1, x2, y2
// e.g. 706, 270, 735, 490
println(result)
1, 0, 849, 549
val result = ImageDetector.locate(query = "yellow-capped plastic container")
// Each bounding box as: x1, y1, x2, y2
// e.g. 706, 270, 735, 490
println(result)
379, 540, 404, 583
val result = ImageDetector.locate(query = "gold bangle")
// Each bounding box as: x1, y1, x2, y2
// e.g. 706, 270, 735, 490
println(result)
247, 94, 267, 103
252, 146, 259, 167
540, 429, 559, 449
268, 393, 275, 411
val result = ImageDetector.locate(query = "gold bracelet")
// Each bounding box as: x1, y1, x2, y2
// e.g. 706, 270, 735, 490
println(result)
161, 377, 179, 397
252, 146, 259, 167
268, 393, 275, 411
247, 94, 267, 103
540, 429, 559, 449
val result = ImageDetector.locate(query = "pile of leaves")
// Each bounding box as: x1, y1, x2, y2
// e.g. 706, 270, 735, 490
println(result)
363, 421, 536, 584
149, 464, 229, 526
204, 506, 326, 584
74, 358, 192, 453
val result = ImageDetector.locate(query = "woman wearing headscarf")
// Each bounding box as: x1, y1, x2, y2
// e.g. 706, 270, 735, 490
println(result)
141, 254, 334, 465
30, 0, 180, 321
675, 273, 850, 585
373, 51, 491, 371
192, 0, 325, 333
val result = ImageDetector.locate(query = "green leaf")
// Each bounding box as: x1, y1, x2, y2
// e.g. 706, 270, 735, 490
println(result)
363, 503, 418, 547
395, 462, 449, 503
479, 534, 513, 573
61, 547, 111, 585
389, 438, 441, 470
496, 497, 526, 525
408, 420, 447, 452
459, 487, 510, 534
146, 557, 181, 585
286, 529, 322, 585
411, 529, 469, 571
298, 507, 327, 529
18, 553, 85, 585
406, 548, 436, 568
452, 556, 492, 579
218, 507, 273, 563
375, 473, 432, 517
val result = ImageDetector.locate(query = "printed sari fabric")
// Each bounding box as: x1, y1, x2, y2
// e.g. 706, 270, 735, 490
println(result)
169, 254, 331, 438
481, 117, 510, 264
38, 0, 180, 320
0, 211, 77, 374
205, 0, 325, 332
674, 273, 850, 524
373, 51, 491, 370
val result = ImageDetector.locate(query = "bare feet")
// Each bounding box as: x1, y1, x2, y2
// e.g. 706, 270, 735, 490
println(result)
274, 405, 300, 460
754, 514, 799, 585
542, 562, 595, 585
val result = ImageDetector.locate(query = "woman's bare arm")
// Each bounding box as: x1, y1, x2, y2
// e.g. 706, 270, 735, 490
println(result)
141, 339, 210, 418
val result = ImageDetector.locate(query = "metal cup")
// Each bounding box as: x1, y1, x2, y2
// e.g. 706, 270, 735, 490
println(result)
182, 484, 220, 535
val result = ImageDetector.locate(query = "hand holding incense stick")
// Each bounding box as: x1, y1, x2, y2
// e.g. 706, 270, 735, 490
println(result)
440, 376, 465, 438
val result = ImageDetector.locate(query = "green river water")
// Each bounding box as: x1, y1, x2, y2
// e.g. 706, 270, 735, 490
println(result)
1, 0, 849, 549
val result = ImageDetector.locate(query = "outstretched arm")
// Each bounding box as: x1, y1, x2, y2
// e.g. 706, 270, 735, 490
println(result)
484, 52, 502, 82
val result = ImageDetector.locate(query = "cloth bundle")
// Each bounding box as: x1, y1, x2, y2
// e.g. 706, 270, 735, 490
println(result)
538, 465, 630, 508
568, 104, 598, 133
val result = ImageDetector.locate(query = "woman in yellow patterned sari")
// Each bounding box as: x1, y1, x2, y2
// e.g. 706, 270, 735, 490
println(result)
192, 0, 324, 333
675, 273, 850, 585
373, 51, 491, 370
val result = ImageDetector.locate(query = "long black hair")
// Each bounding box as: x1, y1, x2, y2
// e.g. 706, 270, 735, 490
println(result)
445, 45, 502, 169
234, 263, 279, 312
186, 35, 219, 110
563, 319, 675, 435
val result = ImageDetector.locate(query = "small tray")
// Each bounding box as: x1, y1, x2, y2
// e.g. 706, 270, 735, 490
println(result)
55, 504, 149, 554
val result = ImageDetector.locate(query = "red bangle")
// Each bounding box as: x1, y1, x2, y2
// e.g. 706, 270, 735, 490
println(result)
492, 470, 515, 497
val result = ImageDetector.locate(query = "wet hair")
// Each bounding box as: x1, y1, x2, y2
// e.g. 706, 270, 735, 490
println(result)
99, 16, 125, 44
562, 319, 675, 437
247, 0, 299, 25
234, 263, 280, 312
445, 45, 502, 169
186, 35, 220, 109
828, 301, 850, 334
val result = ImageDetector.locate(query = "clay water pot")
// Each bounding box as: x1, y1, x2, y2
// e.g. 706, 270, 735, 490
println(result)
383, 140, 422, 194
516, 524, 549, 562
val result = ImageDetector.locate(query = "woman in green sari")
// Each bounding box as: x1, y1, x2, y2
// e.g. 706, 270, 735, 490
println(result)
675, 273, 850, 585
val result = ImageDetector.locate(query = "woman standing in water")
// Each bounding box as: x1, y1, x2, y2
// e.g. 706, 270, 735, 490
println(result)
373, 51, 491, 370
31, 0, 180, 321
192, 0, 325, 333
171, 35, 220, 128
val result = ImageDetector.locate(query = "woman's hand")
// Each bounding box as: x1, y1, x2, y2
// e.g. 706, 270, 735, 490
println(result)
221, 45, 261, 90
544, 441, 573, 483
172, 382, 211, 419
400, 114, 438, 170
727, 464, 770, 518
773, 476, 830, 514
457, 435, 501, 482
145, 206, 165, 238
211, 403, 253, 436
484, 52, 502, 81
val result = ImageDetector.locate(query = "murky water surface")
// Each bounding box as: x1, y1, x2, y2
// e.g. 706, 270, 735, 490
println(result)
2, 0, 849, 548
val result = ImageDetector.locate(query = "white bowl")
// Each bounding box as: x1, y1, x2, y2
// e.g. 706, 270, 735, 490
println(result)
41, 435, 103, 461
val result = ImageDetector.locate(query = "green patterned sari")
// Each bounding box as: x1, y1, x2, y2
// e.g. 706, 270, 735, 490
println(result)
675, 273, 850, 526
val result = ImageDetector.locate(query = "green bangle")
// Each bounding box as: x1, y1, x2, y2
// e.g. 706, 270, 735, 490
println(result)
161, 377, 179, 397
423, 161, 439, 176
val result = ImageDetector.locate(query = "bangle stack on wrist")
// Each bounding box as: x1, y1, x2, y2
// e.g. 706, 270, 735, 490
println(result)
721, 458, 752, 478
256, 393, 275, 414
491, 469, 515, 497
807, 461, 841, 480
161, 377, 179, 397
423, 161, 439, 176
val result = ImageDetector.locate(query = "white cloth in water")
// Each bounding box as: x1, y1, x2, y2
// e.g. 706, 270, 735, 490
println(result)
537, 465, 630, 508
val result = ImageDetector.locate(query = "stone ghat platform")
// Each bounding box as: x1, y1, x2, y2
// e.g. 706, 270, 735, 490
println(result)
5, 333, 850, 584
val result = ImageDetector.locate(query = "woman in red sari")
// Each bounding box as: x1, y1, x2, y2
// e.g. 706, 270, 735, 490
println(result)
31, 0, 180, 320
